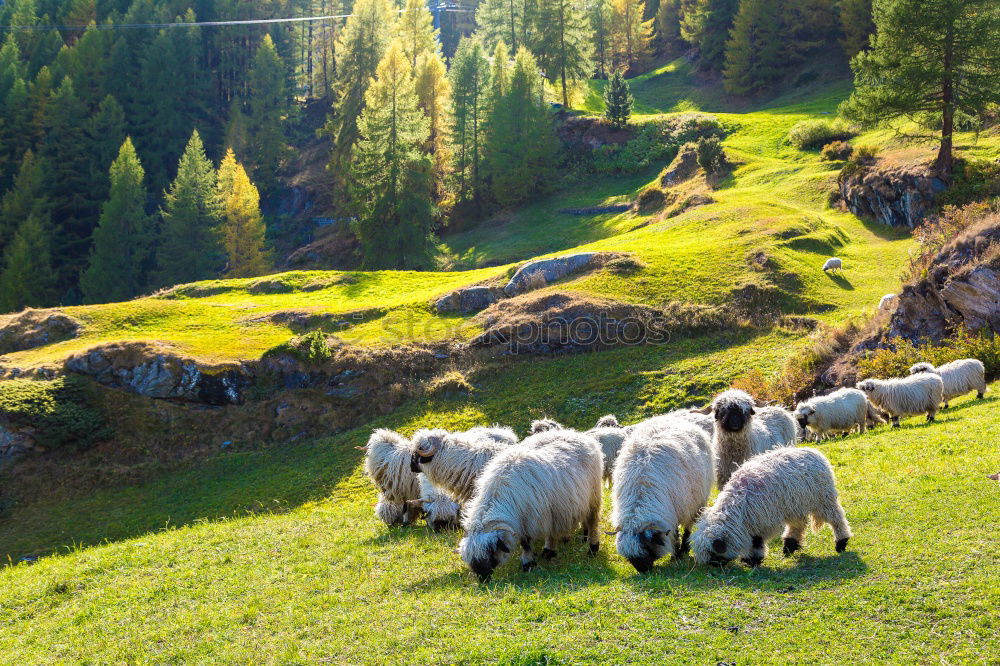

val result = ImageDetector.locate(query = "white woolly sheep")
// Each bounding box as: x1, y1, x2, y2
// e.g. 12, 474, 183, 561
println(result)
458, 430, 603, 581
856, 373, 944, 427
529, 417, 564, 434
411, 473, 462, 531
909, 359, 987, 408
410, 428, 513, 503
822, 257, 842, 272
611, 415, 714, 572
794, 388, 881, 439
464, 425, 519, 445
673, 408, 715, 438
692, 446, 852, 567
595, 414, 621, 428
698, 389, 797, 488
878, 293, 898, 311
360, 429, 421, 527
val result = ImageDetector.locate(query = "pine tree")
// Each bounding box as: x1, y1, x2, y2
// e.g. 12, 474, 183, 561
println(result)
217, 149, 270, 279
484, 47, 558, 206
84, 94, 127, 207
80, 138, 154, 303
680, 0, 738, 70
29, 66, 52, 147
655, 0, 682, 51
589, 0, 615, 79
223, 97, 251, 163
603, 69, 633, 128
839, 0, 874, 59
536, 0, 593, 107
0, 215, 57, 313
0, 149, 49, 251
0, 34, 24, 101
722, 0, 784, 96
414, 51, 452, 199
475, 0, 538, 53
324, 0, 394, 206
154, 130, 223, 287
0, 77, 31, 191
248, 34, 287, 197
840, 0, 1000, 174
396, 0, 439, 66
489, 40, 512, 107
611, 0, 654, 72
449, 37, 491, 205
350, 40, 433, 269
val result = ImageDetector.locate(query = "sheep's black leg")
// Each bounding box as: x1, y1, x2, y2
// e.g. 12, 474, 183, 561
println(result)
891, 416, 900, 428
520, 537, 537, 572
541, 537, 557, 560
742, 536, 765, 567
977, 391, 985, 399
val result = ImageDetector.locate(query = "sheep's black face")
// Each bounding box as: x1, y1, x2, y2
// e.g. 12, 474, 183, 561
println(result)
796, 412, 811, 429
410, 451, 434, 473
468, 537, 510, 582
716, 403, 752, 432
709, 538, 732, 566
622, 529, 667, 573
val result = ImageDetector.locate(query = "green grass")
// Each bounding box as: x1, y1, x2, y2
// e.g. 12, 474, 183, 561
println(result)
1, 389, 996, 662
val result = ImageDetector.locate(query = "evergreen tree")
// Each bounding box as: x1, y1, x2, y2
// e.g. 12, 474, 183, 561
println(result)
248, 34, 287, 196
784, 0, 839, 62
680, 0, 738, 70
0, 149, 49, 251
603, 69, 633, 128
396, 0, 439, 66
223, 97, 251, 163
475, 0, 538, 53
484, 47, 558, 206
217, 148, 270, 278
0, 214, 57, 313
536, 0, 594, 107
0, 34, 25, 101
80, 138, 154, 303
154, 130, 223, 287
29, 66, 53, 147
590, 0, 615, 78
324, 0, 394, 206
655, 0, 682, 51
26, 28, 63, 79
414, 51, 452, 199
611, 0, 654, 71
0, 77, 31, 191
449, 37, 491, 205
722, 0, 784, 95
84, 94, 127, 206
840, 0, 1000, 174
839, 0, 874, 59
350, 41, 433, 269
489, 40, 512, 106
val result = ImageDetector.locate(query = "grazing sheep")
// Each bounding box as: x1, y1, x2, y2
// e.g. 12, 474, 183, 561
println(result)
611, 415, 714, 572
822, 257, 842, 272
464, 425, 519, 445
909, 359, 987, 408
794, 388, 879, 439
673, 408, 715, 438
878, 293, 898, 311
459, 430, 603, 581
529, 417, 564, 434
856, 373, 944, 427
595, 414, 621, 428
412, 474, 462, 531
586, 426, 630, 483
361, 429, 422, 526
410, 428, 515, 503
692, 447, 852, 567
700, 389, 797, 488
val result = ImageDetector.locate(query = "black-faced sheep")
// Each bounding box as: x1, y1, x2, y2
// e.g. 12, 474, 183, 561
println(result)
692, 446, 851, 568
361, 429, 422, 526
458, 430, 603, 581
909, 359, 987, 408
794, 388, 883, 439
856, 373, 944, 427
700, 389, 797, 488
595, 414, 621, 428
410, 428, 512, 503
611, 415, 714, 573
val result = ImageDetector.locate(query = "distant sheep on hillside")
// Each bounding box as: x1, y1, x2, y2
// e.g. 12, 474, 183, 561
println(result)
823, 257, 842, 272
878, 293, 898, 311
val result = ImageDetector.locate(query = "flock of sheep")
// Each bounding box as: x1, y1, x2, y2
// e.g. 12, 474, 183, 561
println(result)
360, 358, 988, 581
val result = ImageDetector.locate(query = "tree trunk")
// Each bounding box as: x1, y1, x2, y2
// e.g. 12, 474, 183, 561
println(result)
935, 27, 955, 175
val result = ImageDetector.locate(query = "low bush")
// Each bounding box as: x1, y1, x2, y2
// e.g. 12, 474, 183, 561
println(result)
936, 158, 1000, 208
263, 331, 334, 365
591, 114, 724, 175
839, 144, 878, 179
787, 119, 855, 150
855, 326, 1000, 380
0, 377, 112, 451
902, 201, 996, 283
635, 187, 667, 212
696, 136, 726, 174
820, 141, 853, 161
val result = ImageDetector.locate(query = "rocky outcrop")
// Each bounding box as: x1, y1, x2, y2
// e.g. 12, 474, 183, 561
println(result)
0, 421, 37, 458
0, 309, 81, 355
64, 342, 248, 405
660, 143, 700, 186
839, 163, 948, 228
435, 286, 504, 314
503, 252, 622, 296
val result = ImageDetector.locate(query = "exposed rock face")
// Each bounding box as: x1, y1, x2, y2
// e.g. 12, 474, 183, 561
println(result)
661, 143, 700, 186
839, 163, 948, 228
0, 421, 37, 458
435, 286, 504, 314
64, 342, 248, 405
503, 252, 622, 296
0, 309, 82, 355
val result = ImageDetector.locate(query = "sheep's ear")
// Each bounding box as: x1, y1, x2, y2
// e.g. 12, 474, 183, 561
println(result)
693, 404, 713, 415
749, 407, 756, 415
354, 445, 367, 451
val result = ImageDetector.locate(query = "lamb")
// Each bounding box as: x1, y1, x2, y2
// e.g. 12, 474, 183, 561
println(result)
692, 446, 852, 567
822, 257, 842, 272
611, 415, 714, 572
794, 388, 882, 439
410, 428, 513, 503
856, 373, 944, 427
699, 389, 797, 488
878, 293, 898, 311
361, 429, 421, 526
909, 359, 987, 408
458, 430, 603, 581
412, 473, 461, 531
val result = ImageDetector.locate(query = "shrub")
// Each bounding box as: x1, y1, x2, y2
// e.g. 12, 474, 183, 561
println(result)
820, 141, 854, 161
263, 330, 334, 365
0, 376, 112, 451
839, 144, 879, 179
902, 201, 995, 283
936, 158, 1000, 208
635, 187, 667, 212
856, 326, 1000, 380
426, 369, 474, 396
696, 136, 726, 174
591, 115, 724, 175
787, 119, 855, 150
